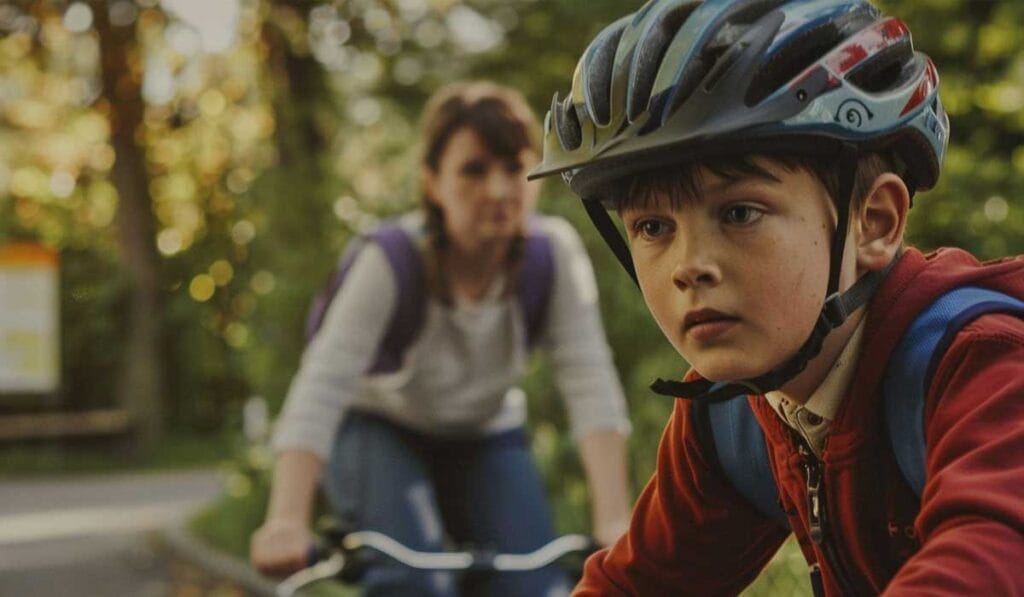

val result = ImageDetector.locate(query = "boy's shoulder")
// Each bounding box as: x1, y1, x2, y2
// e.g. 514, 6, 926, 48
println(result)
823, 247, 1024, 426
857, 248, 1024, 376
868, 248, 1024, 328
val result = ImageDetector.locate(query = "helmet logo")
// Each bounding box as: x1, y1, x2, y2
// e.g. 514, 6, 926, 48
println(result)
835, 99, 874, 129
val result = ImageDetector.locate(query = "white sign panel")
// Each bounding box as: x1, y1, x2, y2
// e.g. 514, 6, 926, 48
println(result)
0, 243, 60, 393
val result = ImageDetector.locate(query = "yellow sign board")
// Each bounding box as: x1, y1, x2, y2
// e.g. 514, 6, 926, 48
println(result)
0, 243, 60, 393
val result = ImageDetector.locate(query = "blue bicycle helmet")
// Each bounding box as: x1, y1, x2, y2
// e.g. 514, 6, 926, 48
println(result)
529, 0, 950, 402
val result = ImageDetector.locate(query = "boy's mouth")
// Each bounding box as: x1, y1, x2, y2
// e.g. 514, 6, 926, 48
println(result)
683, 308, 739, 335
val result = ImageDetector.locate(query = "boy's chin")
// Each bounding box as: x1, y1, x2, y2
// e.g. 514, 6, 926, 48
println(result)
691, 360, 770, 384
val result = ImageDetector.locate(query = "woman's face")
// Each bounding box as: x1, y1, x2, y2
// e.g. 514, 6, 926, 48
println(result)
424, 126, 539, 252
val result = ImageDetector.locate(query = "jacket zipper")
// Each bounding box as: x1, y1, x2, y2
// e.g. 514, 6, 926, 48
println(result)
800, 444, 860, 596
809, 564, 825, 597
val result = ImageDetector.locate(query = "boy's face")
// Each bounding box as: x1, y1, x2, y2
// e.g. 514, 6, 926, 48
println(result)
618, 159, 844, 382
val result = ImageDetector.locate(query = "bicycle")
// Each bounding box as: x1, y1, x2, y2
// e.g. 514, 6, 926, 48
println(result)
276, 523, 599, 597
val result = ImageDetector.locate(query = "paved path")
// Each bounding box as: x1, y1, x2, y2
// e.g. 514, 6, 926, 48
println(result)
0, 468, 223, 596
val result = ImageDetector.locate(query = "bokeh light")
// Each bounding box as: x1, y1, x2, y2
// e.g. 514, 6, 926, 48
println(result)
189, 273, 216, 302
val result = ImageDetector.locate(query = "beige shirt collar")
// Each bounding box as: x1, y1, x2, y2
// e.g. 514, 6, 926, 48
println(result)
764, 318, 866, 456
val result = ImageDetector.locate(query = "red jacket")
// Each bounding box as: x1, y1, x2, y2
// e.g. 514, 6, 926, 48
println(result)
577, 248, 1024, 596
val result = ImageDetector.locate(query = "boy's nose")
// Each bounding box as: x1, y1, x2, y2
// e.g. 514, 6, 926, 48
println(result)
672, 250, 721, 290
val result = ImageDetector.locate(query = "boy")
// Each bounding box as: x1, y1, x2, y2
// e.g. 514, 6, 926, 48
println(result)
529, 0, 1024, 595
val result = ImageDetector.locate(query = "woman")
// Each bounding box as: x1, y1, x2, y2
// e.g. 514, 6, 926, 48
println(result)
251, 82, 632, 596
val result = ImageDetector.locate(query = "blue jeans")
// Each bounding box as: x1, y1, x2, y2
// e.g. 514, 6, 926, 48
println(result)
322, 411, 571, 597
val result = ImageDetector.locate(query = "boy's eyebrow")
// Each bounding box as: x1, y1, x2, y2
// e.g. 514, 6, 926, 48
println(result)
701, 171, 778, 195
701, 178, 741, 195
610, 160, 783, 210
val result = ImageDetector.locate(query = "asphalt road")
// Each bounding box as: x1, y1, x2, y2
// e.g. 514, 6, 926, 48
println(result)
0, 468, 223, 596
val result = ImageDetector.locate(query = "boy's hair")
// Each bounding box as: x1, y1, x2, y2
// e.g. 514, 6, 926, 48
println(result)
606, 152, 895, 214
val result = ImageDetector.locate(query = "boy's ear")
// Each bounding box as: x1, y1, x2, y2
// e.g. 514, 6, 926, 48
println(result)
855, 172, 909, 272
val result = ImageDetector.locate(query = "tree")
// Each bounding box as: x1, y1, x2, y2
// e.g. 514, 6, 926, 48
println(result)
91, 0, 165, 449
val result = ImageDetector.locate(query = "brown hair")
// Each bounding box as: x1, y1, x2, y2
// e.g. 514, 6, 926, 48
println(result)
421, 81, 538, 174
418, 81, 540, 302
606, 152, 896, 214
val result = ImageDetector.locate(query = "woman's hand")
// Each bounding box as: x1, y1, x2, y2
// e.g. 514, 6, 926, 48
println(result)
252, 450, 324, 576
578, 429, 634, 547
250, 518, 314, 576
592, 514, 632, 548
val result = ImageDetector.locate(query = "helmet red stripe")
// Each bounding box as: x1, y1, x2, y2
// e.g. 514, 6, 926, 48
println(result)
900, 59, 938, 117
823, 17, 911, 76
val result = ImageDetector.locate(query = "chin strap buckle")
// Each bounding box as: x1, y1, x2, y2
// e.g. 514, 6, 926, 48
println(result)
821, 292, 849, 329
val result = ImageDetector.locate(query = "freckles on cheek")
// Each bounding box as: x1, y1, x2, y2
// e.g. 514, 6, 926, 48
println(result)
761, 264, 814, 334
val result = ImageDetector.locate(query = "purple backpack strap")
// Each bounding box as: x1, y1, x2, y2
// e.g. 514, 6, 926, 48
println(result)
304, 240, 365, 342
518, 222, 555, 348
306, 218, 552, 371
304, 222, 426, 374
366, 225, 425, 373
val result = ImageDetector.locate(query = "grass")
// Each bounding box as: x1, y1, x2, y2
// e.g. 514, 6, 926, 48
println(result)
0, 429, 237, 477
745, 539, 812, 596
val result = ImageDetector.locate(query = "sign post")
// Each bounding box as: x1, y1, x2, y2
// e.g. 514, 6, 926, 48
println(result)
0, 243, 60, 395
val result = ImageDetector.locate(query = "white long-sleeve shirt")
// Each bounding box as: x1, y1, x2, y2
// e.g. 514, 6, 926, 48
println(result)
273, 212, 631, 459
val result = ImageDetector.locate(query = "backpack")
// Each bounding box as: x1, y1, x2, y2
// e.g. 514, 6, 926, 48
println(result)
699, 286, 1024, 525
304, 219, 555, 375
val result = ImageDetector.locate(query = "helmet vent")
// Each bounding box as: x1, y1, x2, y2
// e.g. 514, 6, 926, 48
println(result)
726, 0, 787, 26
628, 1, 701, 123
846, 39, 913, 92
744, 8, 875, 107
585, 18, 628, 126
662, 0, 783, 121
553, 93, 583, 151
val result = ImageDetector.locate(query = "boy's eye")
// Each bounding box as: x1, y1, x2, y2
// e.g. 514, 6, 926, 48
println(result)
723, 204, 763, 225
633, 218, 671, 240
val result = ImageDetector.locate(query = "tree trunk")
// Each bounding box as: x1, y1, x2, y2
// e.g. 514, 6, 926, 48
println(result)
250, 1, 342, 404
262, 1, 332, 165
92, 1, 164, 451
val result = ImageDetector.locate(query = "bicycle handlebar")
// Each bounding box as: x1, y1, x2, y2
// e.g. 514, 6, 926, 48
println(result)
276, 530, 598, 597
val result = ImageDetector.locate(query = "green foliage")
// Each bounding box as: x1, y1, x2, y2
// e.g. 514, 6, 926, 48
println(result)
0, 430, 235, 476
744, 540, 812, 596
190, 443, 273, 560
875, 0, 1024, 258
59, 246, 130, 412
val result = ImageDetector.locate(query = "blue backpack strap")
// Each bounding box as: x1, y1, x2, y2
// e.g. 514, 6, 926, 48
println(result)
304, 222, 426, 374
518, 226, 554, 348
705, 396, 788, 525
883, 286, 1024, 497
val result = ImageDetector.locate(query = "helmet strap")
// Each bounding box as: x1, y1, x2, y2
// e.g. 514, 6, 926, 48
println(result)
582, 197, 639, 286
